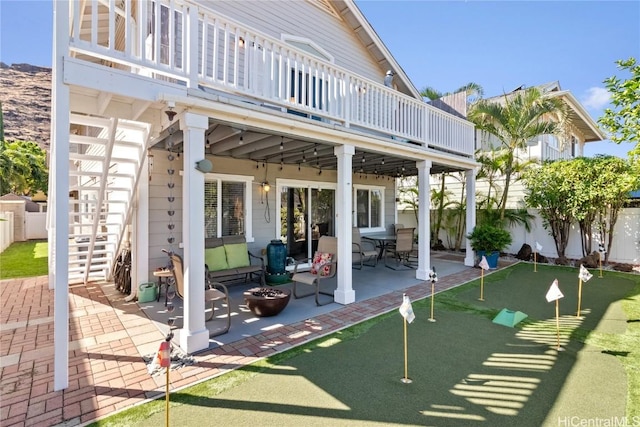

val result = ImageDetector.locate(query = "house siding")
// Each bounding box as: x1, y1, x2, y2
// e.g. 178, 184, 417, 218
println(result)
147, 148, 397, 276
199, 1, 388, 86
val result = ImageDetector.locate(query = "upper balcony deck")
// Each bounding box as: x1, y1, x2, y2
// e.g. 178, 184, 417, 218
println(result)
62, 0, 475, 158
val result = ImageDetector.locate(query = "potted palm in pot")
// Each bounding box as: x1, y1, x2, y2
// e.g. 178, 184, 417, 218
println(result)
467, 223, 512, 268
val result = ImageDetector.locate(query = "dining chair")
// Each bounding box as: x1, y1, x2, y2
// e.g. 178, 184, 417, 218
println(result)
352, 227, 378, 269
168, 251, 231, 337
291, 236, 337, 306
385, 227, 417, 270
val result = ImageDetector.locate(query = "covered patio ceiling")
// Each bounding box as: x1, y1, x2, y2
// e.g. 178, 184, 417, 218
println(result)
156, 121, 467, 178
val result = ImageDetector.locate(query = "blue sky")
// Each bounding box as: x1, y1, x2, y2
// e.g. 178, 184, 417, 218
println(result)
1, 0, 638, 158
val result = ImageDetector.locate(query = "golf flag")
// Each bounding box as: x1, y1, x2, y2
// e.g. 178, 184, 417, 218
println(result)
598, 243, 606, 253
545, 279, 564, 302
536, 241, 543, 252
429, 268, 438, 283
399, 294, 415, 323
579, 265, 593, 282
479, 255, 490, 271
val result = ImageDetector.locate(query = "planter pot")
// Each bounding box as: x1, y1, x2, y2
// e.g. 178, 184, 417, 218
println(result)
477, 250, 500, 269
243, 286, 291, 317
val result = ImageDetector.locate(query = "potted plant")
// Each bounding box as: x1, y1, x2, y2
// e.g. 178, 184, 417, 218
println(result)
467, 223, 512, 268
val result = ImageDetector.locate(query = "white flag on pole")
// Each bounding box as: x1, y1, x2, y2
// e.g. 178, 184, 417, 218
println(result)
598, 243, 607, 254
579, 265, 593, 282
399, 294, 415, 323
478, 255, 490, 271
545, 279, 564, 302
535, 241, 543, 252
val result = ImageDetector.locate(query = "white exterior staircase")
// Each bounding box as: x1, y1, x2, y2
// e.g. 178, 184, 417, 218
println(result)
67, 113, 150, 284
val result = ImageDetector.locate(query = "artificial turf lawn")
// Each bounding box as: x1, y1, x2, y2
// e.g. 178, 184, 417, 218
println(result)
0, 239, 48, 279
93, 263, 640, 427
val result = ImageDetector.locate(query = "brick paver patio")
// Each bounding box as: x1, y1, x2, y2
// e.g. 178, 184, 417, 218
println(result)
0, 255, 493, 426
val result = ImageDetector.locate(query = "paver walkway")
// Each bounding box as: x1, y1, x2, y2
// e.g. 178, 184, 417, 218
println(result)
1, 255, 497, 426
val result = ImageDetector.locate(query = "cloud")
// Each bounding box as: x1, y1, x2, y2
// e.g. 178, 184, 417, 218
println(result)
581, 87, 611, 110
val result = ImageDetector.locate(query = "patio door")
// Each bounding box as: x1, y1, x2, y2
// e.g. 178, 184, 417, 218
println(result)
277, 180, 336, 262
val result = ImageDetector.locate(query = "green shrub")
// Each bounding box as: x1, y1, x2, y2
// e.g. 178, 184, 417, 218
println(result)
467, 223, 512, 253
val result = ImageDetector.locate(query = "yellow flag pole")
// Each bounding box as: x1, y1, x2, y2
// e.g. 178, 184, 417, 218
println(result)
165, 365, 170, 427
429, 280, 436, 322
534, 251, 537, 272
479, 268, 485, 301
555, 299, 561, 351
599, 254, 603, 278
576, 278, 583, 318
402, 317, 410, 383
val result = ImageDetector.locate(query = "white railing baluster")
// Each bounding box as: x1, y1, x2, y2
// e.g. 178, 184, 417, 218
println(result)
91, 0, 98, 46
66, 0, 473, 156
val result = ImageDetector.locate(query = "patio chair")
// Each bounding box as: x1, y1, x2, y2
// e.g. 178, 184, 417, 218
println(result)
352, 227, 378, 269
292, 236, 337, 306
168, 251, 231, 337
385, 227, 417, 270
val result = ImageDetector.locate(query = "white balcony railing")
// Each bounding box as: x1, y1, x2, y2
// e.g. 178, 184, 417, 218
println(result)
66, 0, 474, 156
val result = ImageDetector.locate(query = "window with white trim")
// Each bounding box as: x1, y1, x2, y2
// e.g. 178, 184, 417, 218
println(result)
354, 185, 385, 230
204, 174, 253, 239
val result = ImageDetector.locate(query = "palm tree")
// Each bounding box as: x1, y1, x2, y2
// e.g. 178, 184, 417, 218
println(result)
421, 82, 484, 102
468, 87, 568, 220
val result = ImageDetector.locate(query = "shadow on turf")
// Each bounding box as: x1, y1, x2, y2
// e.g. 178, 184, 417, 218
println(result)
121, 264, 640, 426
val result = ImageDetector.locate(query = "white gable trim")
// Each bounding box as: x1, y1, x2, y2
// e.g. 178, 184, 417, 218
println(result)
281, 34, 335, 63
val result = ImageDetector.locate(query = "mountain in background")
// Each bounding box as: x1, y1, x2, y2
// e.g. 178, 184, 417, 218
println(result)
0, 63, 51, 149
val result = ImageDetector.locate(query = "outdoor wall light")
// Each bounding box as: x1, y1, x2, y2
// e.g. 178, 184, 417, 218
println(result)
195, 159, 213, 173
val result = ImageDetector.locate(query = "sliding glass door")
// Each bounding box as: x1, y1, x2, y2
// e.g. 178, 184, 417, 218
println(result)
278, 180, 335, 261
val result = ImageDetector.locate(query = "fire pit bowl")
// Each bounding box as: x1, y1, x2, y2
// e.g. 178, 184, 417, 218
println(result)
243, 287, 291, 317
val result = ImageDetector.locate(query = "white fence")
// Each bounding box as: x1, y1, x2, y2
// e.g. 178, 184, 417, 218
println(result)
398, 208, 640, 265
0, 212, 15, 253
506, 208, 639, 265
25, 212, 48, 240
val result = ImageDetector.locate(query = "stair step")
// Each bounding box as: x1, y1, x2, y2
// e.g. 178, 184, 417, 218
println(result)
69, 153, 139, 164
71, 170, 134, 179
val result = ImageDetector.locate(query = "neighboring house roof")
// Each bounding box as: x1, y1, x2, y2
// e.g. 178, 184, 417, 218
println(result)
0, 193, 41, 211
484, 81, 606, 143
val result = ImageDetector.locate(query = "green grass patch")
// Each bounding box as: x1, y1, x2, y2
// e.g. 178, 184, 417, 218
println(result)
0, 240, 48, 279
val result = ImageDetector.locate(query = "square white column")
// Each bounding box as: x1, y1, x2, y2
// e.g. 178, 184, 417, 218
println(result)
334, 145, 355, 304
180, 112, 210, 353
464, 168, 477, 267
416, 160, 431, 280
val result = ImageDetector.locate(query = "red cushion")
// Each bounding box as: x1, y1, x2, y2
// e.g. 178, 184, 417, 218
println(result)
310, 252, 333, 276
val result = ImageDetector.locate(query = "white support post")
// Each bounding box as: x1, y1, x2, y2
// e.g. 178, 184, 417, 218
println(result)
334, 144, 355, 305
129, 149, 151, 301
53, 0, 70, 392
464, 168, 477, 267
180, 112, 210, 353
416, 160, 431, 280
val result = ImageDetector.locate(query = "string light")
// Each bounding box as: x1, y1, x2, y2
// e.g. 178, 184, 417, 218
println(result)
239, 132, 244, 145
313, 144, 318, 156
280, 136, 284, 150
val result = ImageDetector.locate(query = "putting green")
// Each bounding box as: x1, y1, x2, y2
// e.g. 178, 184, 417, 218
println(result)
106, 264, 639, 427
